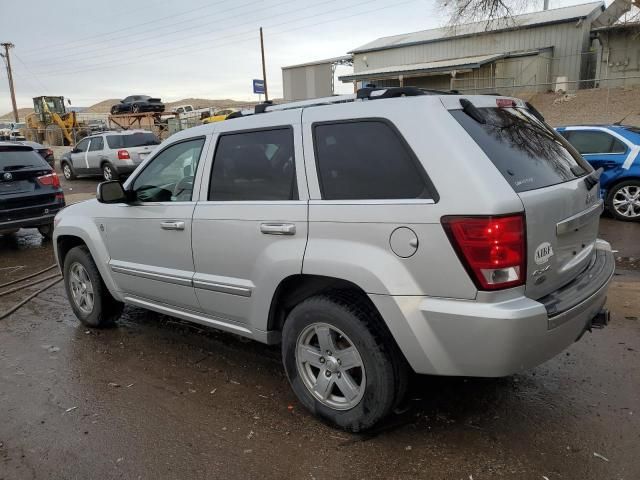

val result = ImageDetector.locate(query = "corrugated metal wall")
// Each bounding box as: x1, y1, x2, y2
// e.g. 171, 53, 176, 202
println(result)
283, 63, 333, 101
353, 21, 593, 87
595, 28, 640, 88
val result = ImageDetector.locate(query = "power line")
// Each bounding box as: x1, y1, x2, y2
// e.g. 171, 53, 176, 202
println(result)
31, 0, 397, 77
19, 0, 229, 55
12, 52, 49, 93
29, 0, 291, 67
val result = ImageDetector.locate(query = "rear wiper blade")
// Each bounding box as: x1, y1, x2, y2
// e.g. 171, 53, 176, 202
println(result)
583, 167, 603, 190
459, 99, 486, 124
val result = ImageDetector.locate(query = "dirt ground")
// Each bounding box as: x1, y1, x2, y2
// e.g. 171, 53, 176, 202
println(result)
0, 175, 639, 479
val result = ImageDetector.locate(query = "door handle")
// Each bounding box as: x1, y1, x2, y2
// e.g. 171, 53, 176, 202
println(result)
260, 223, 296, 235
161, 221, 185, 231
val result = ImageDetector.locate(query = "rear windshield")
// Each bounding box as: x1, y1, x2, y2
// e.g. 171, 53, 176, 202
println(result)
106, 133, 159, 149
0, 147, 49, 170
451, 107, 591, 192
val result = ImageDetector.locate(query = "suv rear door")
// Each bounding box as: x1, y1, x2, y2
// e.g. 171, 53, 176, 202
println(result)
191, 110, 307, 333
447, 97, 600, 300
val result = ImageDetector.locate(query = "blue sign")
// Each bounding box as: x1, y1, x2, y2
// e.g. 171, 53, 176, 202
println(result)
253, 79, 265, 94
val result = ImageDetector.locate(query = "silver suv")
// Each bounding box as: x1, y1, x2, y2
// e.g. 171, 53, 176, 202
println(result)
60, 130, 160, 181
53, 88, 615, 431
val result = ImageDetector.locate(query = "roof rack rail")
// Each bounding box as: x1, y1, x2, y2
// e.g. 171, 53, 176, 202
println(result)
357, 86, 425, 99
255, 101, 273, 114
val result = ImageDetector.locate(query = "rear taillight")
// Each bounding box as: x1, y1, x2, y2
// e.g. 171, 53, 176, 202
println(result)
37, 172, 61, 189
45, 148, 53, 157
117, 149, 130, 160
442, 214, 526, 291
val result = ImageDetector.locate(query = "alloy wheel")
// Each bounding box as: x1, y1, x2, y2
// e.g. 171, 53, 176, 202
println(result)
103, 165, 113, 181
612, 185, 640, 219
296, 323, 366, 410
63, 164, 72, 180
69, 262, 94, 315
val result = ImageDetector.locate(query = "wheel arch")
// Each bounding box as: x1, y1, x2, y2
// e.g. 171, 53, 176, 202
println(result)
54, 226, 123, 302
267, 275, 409, 362
268, 274, 368, 333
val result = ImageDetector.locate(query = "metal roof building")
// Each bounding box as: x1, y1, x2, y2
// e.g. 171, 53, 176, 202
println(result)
339, 2, 610, 94
282, 56, 353, 101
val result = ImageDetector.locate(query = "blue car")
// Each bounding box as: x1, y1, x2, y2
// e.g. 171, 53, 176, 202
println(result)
557, 125, 640, 221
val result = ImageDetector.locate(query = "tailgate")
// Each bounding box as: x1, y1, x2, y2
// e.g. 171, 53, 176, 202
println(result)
448, 97, 599, 299
518, 179, 602, 299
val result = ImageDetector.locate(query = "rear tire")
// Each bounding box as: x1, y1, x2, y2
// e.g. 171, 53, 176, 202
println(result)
63, 246, 123, 328
61, 161, 76, 180
38, 224, 54, 240
606, 180, 640, 222
282, 293, 407, 432
102, 163, 118, 181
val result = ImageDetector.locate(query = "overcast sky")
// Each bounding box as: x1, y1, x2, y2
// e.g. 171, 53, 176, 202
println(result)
0, 0, 598, 113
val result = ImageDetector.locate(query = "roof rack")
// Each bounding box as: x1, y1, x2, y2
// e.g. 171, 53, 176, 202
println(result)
230, 86, 457, 119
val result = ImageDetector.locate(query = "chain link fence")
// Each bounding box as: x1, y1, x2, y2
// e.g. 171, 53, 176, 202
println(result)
18, 110, 215, 147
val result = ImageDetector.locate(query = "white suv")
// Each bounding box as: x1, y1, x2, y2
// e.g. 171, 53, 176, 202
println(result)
53, 88, 614, 431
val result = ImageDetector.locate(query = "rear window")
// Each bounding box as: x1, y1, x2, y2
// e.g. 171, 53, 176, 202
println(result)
0, 147, 49, 169
451, 107, 591, 192
106, 133, 159, 149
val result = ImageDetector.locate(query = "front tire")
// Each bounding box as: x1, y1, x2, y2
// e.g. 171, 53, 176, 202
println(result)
282, 294, 407, 432
63, 246, 123, 328
606, 180, 640, 222
132, 104, 140, 113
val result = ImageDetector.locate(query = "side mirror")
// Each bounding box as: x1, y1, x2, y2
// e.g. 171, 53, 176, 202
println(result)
71, 148, 79, 154
97, 181, 129, 204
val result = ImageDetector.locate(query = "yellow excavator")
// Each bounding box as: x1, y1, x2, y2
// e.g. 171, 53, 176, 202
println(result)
24, 96, 89, 146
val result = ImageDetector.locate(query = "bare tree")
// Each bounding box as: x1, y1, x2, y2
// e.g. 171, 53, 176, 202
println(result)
439, 0, 530, 25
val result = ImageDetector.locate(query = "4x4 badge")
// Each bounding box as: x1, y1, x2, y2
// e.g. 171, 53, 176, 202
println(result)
534, 242, 554, 265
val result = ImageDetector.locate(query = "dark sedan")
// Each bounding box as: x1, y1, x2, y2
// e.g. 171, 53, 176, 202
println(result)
0, 142, 65, 239
110, 95, 165, 115
13, 141, 54, 168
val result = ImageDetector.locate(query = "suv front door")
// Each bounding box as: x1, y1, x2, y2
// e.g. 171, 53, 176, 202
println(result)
70, 138, 91, 173
191, 111, 307, 335
86, 135, 104, 174
100, 136, 208, 310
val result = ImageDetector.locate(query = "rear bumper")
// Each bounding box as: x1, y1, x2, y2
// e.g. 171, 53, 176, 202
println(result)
370, 239, 615, 377
0, 212, 58, 231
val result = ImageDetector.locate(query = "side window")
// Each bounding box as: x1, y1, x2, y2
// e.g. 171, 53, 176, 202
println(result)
132, 138, 205, 202
208, 128, 297, 201
313, 120, 432, 200
89, 137, 104, 151
610, 137, 627, 154
75, 139, 90, 153
567, 130, 626, 155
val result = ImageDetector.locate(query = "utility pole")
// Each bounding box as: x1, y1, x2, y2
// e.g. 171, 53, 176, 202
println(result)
259, 27, 269, 102
0, 43, 19, 122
